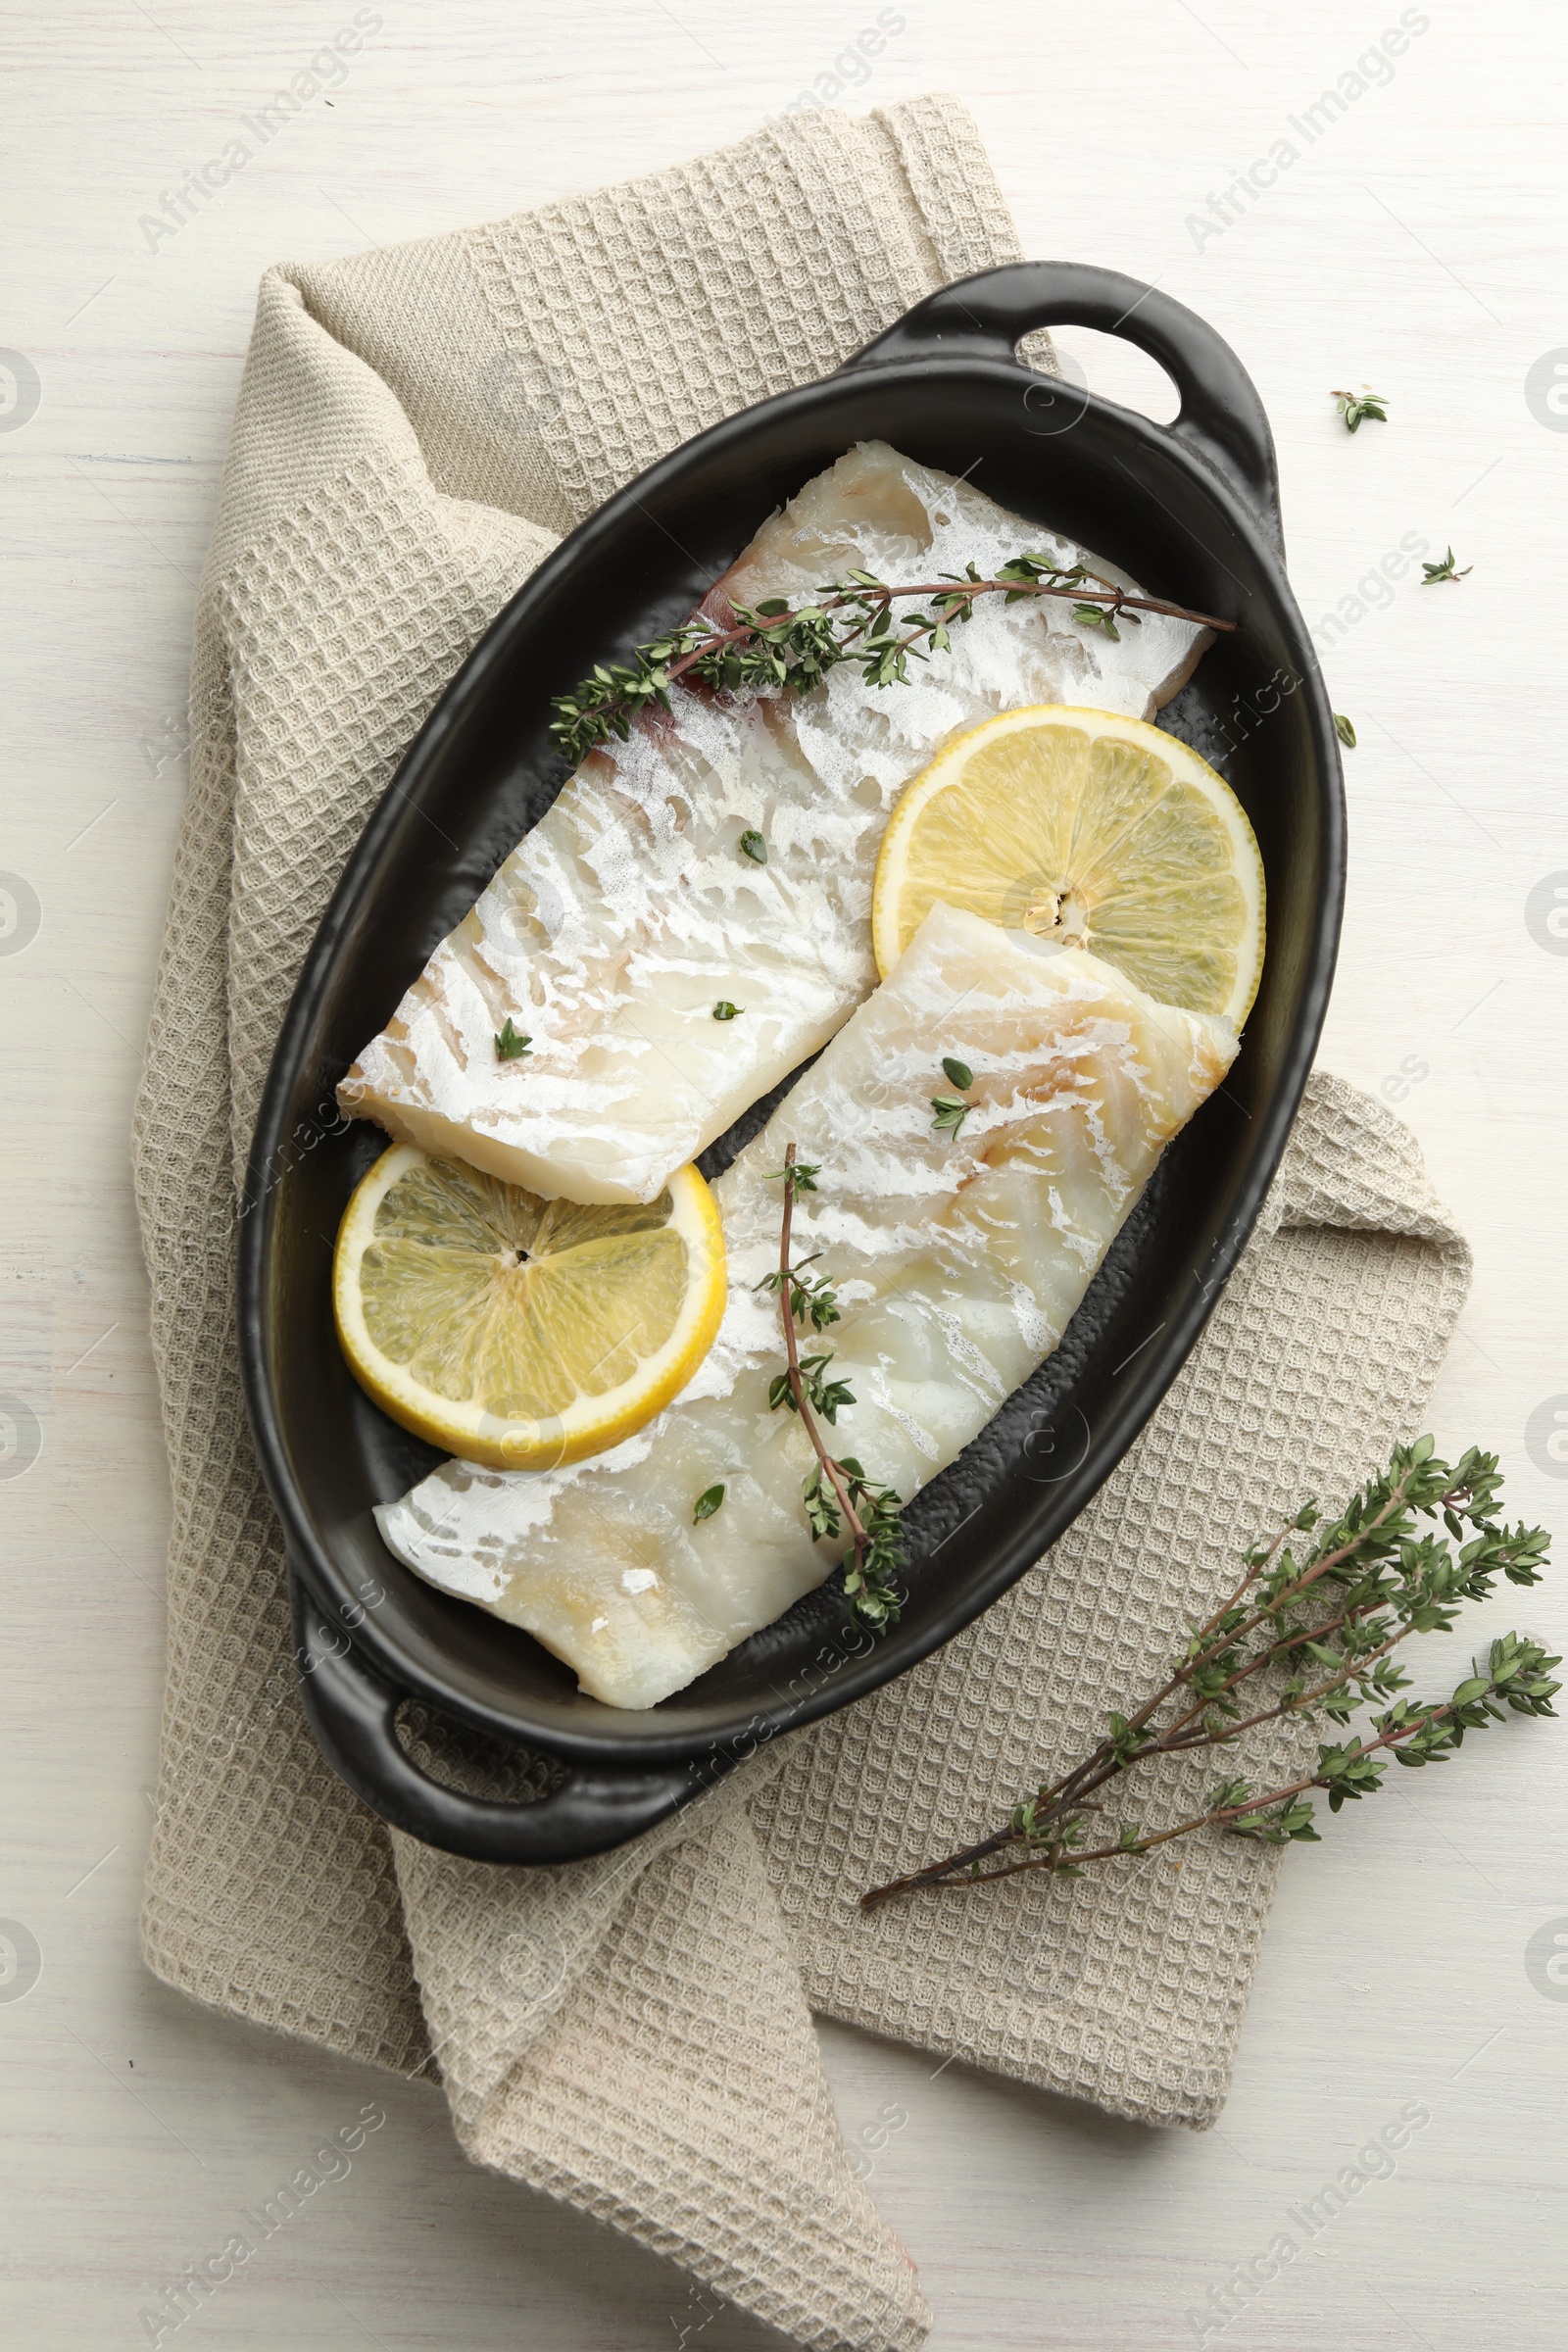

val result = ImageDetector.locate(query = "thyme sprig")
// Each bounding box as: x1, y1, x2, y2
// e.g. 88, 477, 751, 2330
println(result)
1333, 387, 1390, 432
549, 561, 1237, 764
765, 1143, 906, 1630
1422, 546, 1472, 584
861, 1437, 1554, 1908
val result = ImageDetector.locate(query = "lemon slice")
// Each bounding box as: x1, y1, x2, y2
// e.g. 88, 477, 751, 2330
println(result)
872, 705, 1265, 1024
333, 1145, 726, 1470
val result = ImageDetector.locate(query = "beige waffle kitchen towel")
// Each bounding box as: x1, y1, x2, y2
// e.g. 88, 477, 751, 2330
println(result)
133, 97, 1472, 2352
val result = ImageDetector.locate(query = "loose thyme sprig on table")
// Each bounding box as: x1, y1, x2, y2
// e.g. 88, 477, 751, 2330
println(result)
761, 1143, 906, 1630
1422, 546, 1472, 584
860, 1437, 1554, 1908
549, 560, 1237, 763
1333, 387, 1390, 432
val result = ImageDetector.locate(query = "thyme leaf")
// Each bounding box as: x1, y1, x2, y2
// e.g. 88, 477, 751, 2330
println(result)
765, 1158, 819, 1200
768, 1351, 856, 1425
1073, 600, 1127, 640
494, 1017, 532, 1061
760, 1249, 841, 1333
693, 1484, 725, 1523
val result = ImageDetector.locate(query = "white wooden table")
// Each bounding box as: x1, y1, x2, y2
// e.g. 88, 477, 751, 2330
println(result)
6, 5, 1566, 2345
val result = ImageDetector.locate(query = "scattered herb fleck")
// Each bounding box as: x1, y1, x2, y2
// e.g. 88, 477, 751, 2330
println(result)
738, 829, 768, 865
494, 1018, 532, 1061
712, 1001, 743, 1020
941, 1055, 974, 1092
1422, 546, 1472, 584
693, 1484, 725, 1523
1334, 713, 1357, 750
1333, 387, 1390, 433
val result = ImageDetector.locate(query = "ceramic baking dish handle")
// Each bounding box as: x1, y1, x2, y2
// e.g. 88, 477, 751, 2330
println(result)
289, 1577, 708, 1863
844, 260, 1283, 556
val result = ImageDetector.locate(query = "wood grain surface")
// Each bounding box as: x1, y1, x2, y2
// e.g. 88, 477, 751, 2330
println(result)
4, 4, 1566, 2346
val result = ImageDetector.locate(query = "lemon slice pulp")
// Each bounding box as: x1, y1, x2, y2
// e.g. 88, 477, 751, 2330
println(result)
333, 1145, 726, 1470
872, 704, 1265, 1024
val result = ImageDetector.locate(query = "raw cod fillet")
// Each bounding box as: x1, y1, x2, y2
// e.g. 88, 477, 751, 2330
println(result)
376, 905, 1238, 1709
339, 442, 1212, 1206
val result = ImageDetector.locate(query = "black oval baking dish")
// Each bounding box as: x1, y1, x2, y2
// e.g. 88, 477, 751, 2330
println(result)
238, 262, 1345, 1865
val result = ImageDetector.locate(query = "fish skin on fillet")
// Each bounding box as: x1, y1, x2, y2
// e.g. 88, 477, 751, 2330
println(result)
337, 442, 1213, 1207
375, 905, 1238, 1710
